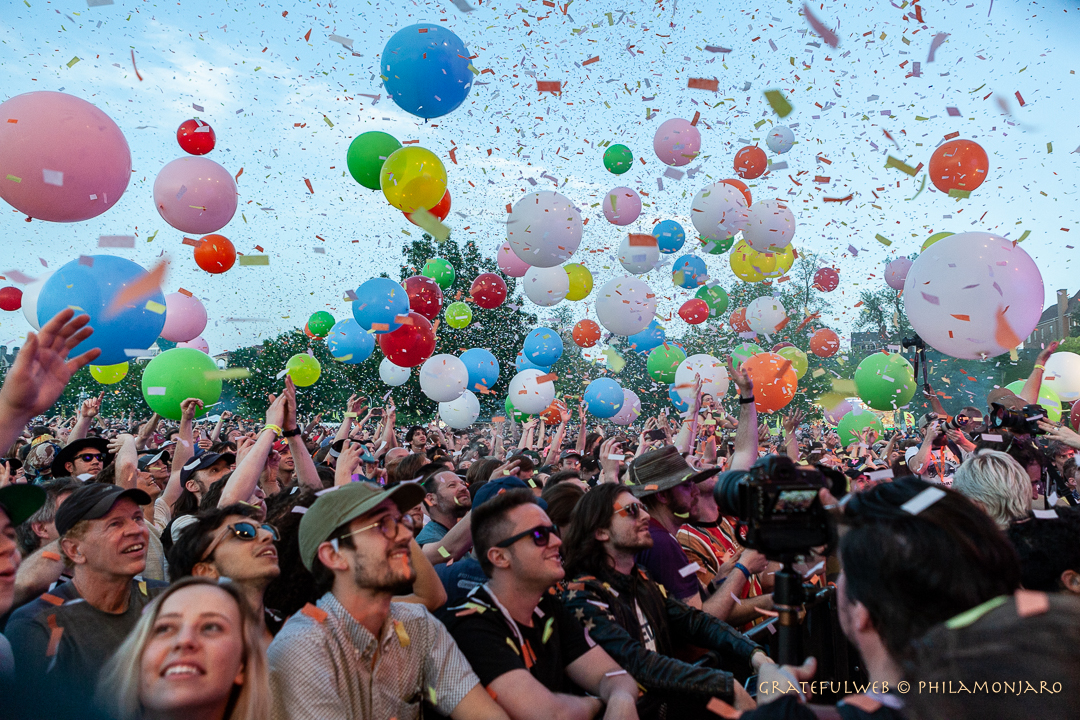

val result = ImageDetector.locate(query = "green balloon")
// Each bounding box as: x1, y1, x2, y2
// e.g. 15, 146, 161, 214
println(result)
445, 301, 472, 329
855, 353, 916, 410
287, 353, 322, 387
422, 257, 456, 290
837, 410, 885, 448
700, 235, 734, 255
732, 342, 764, 367
646, 343, 686, 384
695, 285, 729, 317
141, 348, 222, 421
308, 311, 335, 337
504, 395, 531, 422
603, 144, 633, 174
1005, 380, 1062, 422
346, 131, 402, 190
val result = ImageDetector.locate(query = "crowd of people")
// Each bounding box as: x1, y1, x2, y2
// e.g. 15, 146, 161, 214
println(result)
1, 310, 1079, 720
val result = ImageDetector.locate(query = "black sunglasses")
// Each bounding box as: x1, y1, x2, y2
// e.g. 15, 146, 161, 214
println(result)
613, 501, 645, 519
201, 522, 279, 561
495, 524, 557, 549
77, 453, 103, 462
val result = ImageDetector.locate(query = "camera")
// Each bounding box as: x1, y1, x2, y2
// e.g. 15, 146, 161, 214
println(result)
988, 402, 1046, 436
714, 455, 845, 558
901, 334, 925, 351
923, 411, 981, 433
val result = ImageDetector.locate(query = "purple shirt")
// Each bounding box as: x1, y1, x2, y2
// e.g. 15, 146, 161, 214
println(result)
636, 518, 701, 601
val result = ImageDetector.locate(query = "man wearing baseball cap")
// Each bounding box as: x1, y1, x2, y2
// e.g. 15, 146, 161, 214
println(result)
267, 481, 509, 720
1, 484, 46, 688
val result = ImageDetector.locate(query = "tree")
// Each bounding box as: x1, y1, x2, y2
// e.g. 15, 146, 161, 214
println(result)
854, 288, 912, 343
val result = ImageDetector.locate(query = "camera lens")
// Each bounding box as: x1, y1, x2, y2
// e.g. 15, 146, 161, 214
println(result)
713, 470, 748, 518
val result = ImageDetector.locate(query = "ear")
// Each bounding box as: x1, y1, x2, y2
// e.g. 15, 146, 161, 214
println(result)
60, 536, 86, 566
192, 563, 221, 580
594, 528, 611, 543
424, 492, 437, 508
65, 462, 76, 475
233, 662, 245, 687
315, 541, 351, 573
185, 479, 201, 494
487, 546, 511, 572
30, 521, 50, 540
851, 599, 873, 634
1060, 569, 1080, 595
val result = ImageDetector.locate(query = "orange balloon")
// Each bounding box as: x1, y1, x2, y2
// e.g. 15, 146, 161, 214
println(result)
404, 189, 451, 226
193, 234, 236, 274
541, 398, 568, 424
742, 352, 797, 414
928, 139, 988, 194
810, 328, 840, 358
573, 319, 602, 348
734, 146, 767, 180
720, 178, 752, 207
303, 323, 315, 339
730, 307, 751, 333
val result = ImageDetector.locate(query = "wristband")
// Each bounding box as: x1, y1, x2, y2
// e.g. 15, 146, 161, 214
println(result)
734, 562, 752, 580
1034, 364, 1045, 371
738, 396, 755, 405
263, 424, 283, 438
282, 427, 302, 438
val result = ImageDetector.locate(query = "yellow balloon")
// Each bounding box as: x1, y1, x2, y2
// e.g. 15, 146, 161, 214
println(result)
90, 362, 129, 385
922, 231, 953, 251
761, 244, 796, 279
777, 346, 808, 380
379, 147, 447, 213
729, 240, 766, 282
564, 263, 593, 301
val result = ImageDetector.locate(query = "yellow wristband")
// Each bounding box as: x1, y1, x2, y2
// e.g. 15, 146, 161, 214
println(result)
263, 424, 283, 437
1034, 364, 1045, 371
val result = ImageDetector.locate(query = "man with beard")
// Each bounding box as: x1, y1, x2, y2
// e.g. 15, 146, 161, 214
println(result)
416, 464, 474, 560
268, 482, 508, 720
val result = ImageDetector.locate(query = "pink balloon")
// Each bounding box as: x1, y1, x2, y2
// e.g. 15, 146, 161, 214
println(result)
652, 118, 701, 167
153, 157, 238, 234
178, 336, 210, 354
885, 257, 912, 290
497, 241, 529, 277
161, 292, 208, 343
0, 92, 131, 222
823, 400, 853, 426
603, 187, 642, 226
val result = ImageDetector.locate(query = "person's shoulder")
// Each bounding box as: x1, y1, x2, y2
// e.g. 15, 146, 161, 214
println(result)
268, 605, 333, 659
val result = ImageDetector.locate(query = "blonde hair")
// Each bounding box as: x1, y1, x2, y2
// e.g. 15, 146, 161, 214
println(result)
953, 450, 1032, 529
95, 577, 270, 720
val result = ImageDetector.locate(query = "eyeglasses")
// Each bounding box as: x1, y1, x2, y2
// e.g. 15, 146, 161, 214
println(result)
338, 513, 415, 543
77, 453, 103, 462
200, 522, 279, 561
613, 501, 646, 519
495, 524, 558, 549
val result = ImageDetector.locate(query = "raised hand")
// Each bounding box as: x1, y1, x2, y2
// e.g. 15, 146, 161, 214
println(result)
726, 356, 753, 399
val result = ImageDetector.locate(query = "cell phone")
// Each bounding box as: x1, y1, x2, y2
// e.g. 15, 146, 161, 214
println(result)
646, 429, 666, 441
371, 409, 383, 417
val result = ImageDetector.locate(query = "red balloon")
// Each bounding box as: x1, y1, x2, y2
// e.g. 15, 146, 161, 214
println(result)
470, 272, 507, 309
929, 139, 988, 194
176, 119, 216, 156
678, 298, 709, 325
303, 323, 316, 339
403, 275, 444, 321
193, 234, 236, 273
742, 352, 798, 414
813, 267, 839, 292
378, 312, 435, 367
1072, 400, 1080, 432
734, 146, 767, 180
405, 190, 451, 226
720, 178, 753, 207
730, 307, 751, 333
572, 319, 602, 348
0, 286, 22, 311
810, 328, 840, 358
771, 342, 795, 352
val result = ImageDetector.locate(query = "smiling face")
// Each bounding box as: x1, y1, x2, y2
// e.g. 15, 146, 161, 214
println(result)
201, 514, 280, 586
64, 498, 150, 578
605, 491, 653, 553
428, 471, 472, 518
494, 503, 564, 589
0, 508, 20, 616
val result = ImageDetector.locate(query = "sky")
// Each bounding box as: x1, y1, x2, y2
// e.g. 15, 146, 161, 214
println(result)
1, 0, 1078, 359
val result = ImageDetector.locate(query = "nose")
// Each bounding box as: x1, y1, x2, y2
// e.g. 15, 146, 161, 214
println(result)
173, 621, 202, 649
548, 532, 562, 551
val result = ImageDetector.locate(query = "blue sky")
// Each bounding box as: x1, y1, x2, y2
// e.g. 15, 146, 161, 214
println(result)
1, 0, 1078, 357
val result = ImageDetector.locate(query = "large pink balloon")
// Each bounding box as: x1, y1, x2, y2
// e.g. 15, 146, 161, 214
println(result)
0, 92, 131, 222
497, 241, 529, 277
602, 187, 642, 226
823, 400, 852, 426
178, 336, 210, 354
161, 292, 208, 343
652, 118, 701, 166
154, 157, 238, 234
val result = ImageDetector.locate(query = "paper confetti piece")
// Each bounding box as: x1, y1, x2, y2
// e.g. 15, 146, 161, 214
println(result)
582, 56, 600, 66
885, 156, 922, 176
42, 169, 64, 187
147, 387, 167, 396
204, 368, 251, 380
144, 300, 166, 314
66, 57, 81, 68
328, 34, 354, 50
688, 78, 719, 91
802, 3, 839, 48
300, 603, 328, 623
449, 0, 475, 11
106, 259, 167, 317
763, 89, 793, 118
408, 207, 451, 242
87, 0, 115, 6
98, 235, 136, 248
678, 562, 702, 578
874, 234, 892, 246
901, 487, 946, 515
927, 33, 949, 62
304, 178, 314, 194
537, 81, 562, 94
238, 255, 270, 266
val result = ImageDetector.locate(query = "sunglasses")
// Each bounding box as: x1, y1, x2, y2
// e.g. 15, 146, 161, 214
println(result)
200, 522, 279, 561
77, 453, 103, 462
613, 501, 646, 519
495, 524, 558, 549
338, 513, 415, 544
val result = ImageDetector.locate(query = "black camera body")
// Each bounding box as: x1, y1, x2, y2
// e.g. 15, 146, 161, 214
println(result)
901, 334, 925, 351
988, 402, 1046, 436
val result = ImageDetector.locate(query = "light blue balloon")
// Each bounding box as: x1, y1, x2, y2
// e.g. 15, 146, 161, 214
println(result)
627, 320, 665, 355
668, 384, 690, 412
37, 255, 166, 366
585, 378, 625, 419
523, 327, 563, 366
514, 352, 550, 374
653, 220, 686, 254
460, 348, 500, 393
382, 24, 473, 119
352, 277, 410, 334
672, 254, 707, 288
326, 319, 375, 364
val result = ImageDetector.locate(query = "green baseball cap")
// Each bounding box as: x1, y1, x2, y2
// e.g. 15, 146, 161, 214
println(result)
0, 484, 46, 526
299, 481, 426, 572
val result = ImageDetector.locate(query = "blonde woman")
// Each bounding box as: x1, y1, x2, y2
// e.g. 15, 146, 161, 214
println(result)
953, 449, 1033, 529
96, 577, 269, 720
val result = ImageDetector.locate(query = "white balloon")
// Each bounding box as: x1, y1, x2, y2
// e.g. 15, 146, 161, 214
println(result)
507, 191, 583, 268
747, 296, 788, 336
885, 258, 913, 290
439, 390, 480, 429
743, 199, 796, 252
618, 233, 660, 274
523, 265, 570, 307
611, 389, 642, 426
1044, 352, 1080, 402
766, 125, 795, 154
903, 232, 1044, 360
508, 369, 556, 414
675, 354, 729, 402
595, 276, 658, 336
419, 354, 468, 402
21, 270, 53, 330
690, 183, 749, 242
379, 357, 410, 386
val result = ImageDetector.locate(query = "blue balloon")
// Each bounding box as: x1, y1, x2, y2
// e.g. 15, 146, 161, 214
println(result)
584, 378, 625, 419
672, 254, 707, 288
460, 348, 500, 393
523, 327, 563, 366
668, 384, 690, 412
352, 277, 410, 334
382, 24, 473, 119
627, 320, 665, 354
653, 220, 686, 254
326, 319, 375, 364
514, 352, 550, 374
37, 256, 166, 366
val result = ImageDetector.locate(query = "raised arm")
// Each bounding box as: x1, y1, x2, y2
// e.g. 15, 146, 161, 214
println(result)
1020, 341, 1058, 404
135, 413, 162, 450
161, 399, 201, 512
218, 394, 286, 507
727, 358, 759, 472
282, 377, 321, 491
69, 392, 103, 443
209, 410, 229, 443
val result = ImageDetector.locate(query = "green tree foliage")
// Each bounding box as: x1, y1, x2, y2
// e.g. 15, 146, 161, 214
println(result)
854, 287, 912, 342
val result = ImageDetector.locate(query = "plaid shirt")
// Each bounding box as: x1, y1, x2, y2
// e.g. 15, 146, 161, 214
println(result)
268, 592, 480, 720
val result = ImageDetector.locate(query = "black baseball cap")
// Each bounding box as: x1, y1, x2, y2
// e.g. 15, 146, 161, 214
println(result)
0, 484, 46, 525
55, 483, 152, 536
179, 452, 236, 483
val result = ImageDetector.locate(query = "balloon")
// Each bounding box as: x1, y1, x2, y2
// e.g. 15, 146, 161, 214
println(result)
813, 267, 839, 292
604, 144, 634, 174
766, 125, 795, 154
653, 220, 686, 254
647, 343, 687, 383
420, 354, 468, 402
628, 320, 665, 354
523, 265, 570, 307
444, 301, 473, 329
672, 255, 707, 289
405, 190, 451, 226
730, 308, 752, 333
653, 118, 701, 166
353, 277, 410, 335
595, 276, 657, 336
497, 241, 530, 278
178, 336, 210, 354
21, 271, 52, 330
743, 199, 795, 252
0, 92, 131, 222
679, 299, 709, 325
286, 353, 322, 387
729, 240, 778, 283
307, 311, 335, 338
326, 319, 375, 364
903, 233, 1043, 360
855, 353, 917, 410
837, 409, 885, 447
161, 292, 208, 342
509, 369, 556, 414
929, 139, 988, 194
37, 256, 166, 366
193, 234, 236, 274
90, 362, 129, 385
470, 273, 507, 309
347, 131, 401, 190
771, 342, 795, 352
403, 275, 444, 321
884, 258, 912, 291
440, 391, 480, 429
611, 389, 642, 426
734, 146, 768, 180
696, 285, 729, 318
515, 353, 550, 374
420, 257, 455, 291
720, 178, 753, 207
176, 119, 215, 156
823, 399, 853, 426
572, 319, 602, 348
564, 264, 593, 301
541, 399, 569, 425
747, 296, 788, 336
922, 231, 954, 251
507, 191, 583, 268
460, 348, 500, 393
603, 187, 642, 226
669, 384, 691, 412
777, 346, 808, 380
584, 378, 625, 418
382, 24, 472, 119
380, 146, 447, 213
378, 312, 435, 367
810, 328, 841, 358
698, 235, 735, 256
731, 342, 764, 367
524, 328, 563, 366
691, 182, 749, 243
1006, 381, 1062, 423
618, 234, 659, 274
140, 348, 222, 420
504, 396, 532, 423
379, 357, 410, 386
154, 157, 238, 234
675, 354, 729, 401
0, 287, 22, 311
742, 352, 797, 414
1072, 400, 1080, 432
1044, 352, 1080, 402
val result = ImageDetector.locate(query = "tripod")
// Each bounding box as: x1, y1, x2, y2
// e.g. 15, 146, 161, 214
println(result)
772, 557, 806, 666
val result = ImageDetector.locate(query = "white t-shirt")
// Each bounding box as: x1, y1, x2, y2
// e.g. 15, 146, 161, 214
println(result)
905, 445, 960, 486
